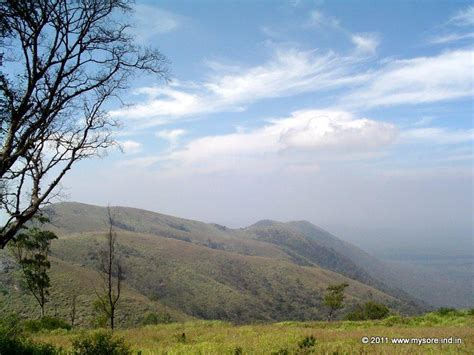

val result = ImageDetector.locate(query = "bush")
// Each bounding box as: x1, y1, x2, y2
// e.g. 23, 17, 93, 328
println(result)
346, 301, 390, 321
436, 307, 461, 317
0, 314, 22, 336
142, 312, 172, 325
272, 348, 290, 355
72, 331, 131, 355
382, 315, 405, 326
467, 308, 474, 316
23, 316, 71, 333
298, 335, 316, 349
0, 325, 59, 355
175, 332, 187, 343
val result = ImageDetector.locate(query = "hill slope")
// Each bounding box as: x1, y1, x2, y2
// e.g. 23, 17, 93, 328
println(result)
25, 202, 424, 321
0, 252, 190, 327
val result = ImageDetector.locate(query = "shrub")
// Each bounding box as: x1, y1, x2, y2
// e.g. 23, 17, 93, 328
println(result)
142, 312, 172, 325
467, 308, 474, 316
175, 332, 187, 343
72, 331, 131, 355
0, 314, 22, 336
272, 348, 290, 355
346, 301, 390, 321
382, 315, 404, 326
298, 335, 316, 349
0, 325, 59, 355
436, 307, 461, 316
23, 316, 71, 333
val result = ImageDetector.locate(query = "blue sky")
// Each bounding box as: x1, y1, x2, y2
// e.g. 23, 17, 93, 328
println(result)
64, 0, 473, 251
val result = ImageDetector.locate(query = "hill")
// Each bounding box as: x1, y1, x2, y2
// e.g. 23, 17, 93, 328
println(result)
1, 201, 425, 324
0, 252, 190, 327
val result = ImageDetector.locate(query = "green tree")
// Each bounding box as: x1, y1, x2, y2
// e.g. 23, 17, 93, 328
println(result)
9, 226, 57, 318
346, 301, 390, 321
323, 282, 349, 321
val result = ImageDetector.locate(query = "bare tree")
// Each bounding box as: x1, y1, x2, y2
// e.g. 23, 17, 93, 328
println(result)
95, 206, 122, 330
0, 0, 168, 248
69, 292, 77, 327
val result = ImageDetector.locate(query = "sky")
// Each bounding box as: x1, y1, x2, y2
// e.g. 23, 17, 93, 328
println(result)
62, 0, 473, 252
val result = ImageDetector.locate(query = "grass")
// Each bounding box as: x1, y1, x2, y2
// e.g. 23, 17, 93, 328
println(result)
32, 313, 474, 354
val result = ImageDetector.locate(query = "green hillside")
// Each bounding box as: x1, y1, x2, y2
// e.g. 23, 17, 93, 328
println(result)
0, 253, 190, 327
0, 201, 425, 325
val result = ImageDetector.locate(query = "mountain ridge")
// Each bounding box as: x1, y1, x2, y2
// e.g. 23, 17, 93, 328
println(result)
0, 201, 434, 324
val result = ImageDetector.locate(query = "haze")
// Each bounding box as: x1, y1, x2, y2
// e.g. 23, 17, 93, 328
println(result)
61, 0, 473, 256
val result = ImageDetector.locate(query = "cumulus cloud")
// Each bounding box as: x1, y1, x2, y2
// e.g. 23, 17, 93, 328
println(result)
344, 49, 474, 107
156, 129, 187, 149
147, 110, 397, 173
402, 127, 474, 144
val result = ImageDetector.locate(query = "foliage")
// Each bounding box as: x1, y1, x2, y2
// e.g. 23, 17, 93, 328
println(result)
72, 331, 131, 355
91, 299, 109, 328
0, 321, 59, 355
298, 335, 316, 349
175, 332, 187, 343
323, 283, 349, 320
23, 316, 71, 333
346, 301, 390, 321
142, 312, 172, 325
436, 307, 462, 316
9, 227, 57, 317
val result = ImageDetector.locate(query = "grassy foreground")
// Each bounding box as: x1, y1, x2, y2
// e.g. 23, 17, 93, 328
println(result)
33, 313, 474, 354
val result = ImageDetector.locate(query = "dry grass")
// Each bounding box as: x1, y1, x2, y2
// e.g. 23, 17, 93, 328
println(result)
33, 316, 474, 354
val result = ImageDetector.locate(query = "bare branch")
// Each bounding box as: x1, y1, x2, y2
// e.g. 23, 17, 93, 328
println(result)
0, 0, 168, 248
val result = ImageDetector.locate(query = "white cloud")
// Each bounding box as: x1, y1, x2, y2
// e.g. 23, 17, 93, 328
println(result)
156, 129, 187, 141
119, 140, 142, 154
120, 156, 162, 168
449, 5, 474, 26
155, 109, 397, 173
351, 33, 380, 55
110, 49, 368, 126
309, 10, 341, 28
131, 5, 180, 44
429, 32, 474, 44
156, 129, 187, 149
402, 127, 474, 144
344, 49, 474, 108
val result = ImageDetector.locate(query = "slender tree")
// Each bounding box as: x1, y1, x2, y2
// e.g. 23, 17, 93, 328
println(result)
9, 226, 57, 318
95, 206, 122, 330
0, 0, 168, 248
69, 292, 77, 328
323, 282, 349, 321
